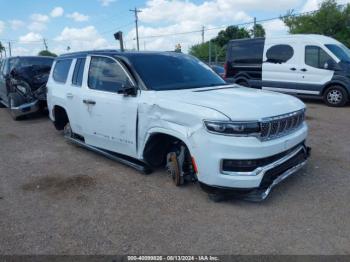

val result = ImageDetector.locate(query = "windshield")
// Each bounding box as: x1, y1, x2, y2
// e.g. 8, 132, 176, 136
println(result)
125, 53, 226, 91
9, 57, 54, 72
325, 44, 350, 62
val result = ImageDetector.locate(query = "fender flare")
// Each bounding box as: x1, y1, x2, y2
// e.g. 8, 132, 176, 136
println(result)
140, 127, 193, 158
321, 80, 350, 96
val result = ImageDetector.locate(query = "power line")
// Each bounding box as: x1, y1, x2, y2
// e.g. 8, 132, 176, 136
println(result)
100, 21, 134, 35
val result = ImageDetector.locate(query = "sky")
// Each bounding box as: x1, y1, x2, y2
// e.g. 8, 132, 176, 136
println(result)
0, 0, 349, 56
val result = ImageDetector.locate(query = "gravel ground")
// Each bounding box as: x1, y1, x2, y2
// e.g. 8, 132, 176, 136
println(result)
0, 101, 349, 255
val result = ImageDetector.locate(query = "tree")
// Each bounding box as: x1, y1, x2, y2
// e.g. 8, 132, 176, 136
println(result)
0, 41, 5, 58
282, 0, 350, 46
250, 24, 266, 38
38, 50, 57, 57
189, 24, 266, 62
213, 25, 250, 47
189, 41, 225, 62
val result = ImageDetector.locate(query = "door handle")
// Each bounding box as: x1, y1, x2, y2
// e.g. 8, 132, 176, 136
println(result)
301, 68, 308, 72
83, 99, 96, 105
66, 93, 74, 99
290, 67, 297, 71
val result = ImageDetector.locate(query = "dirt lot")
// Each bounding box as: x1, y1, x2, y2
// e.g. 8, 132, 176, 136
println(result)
0, 101, 349, 255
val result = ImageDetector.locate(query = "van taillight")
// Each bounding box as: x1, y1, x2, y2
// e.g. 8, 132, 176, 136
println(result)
223, 62, 228, 79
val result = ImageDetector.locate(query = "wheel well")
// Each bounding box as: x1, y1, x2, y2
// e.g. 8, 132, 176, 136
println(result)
322, 82, 349, 96
143, 133, 187, 167
53, 105, 69, 130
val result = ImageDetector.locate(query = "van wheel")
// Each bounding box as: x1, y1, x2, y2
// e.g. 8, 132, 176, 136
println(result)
323, 85, 348, 107
8, 93, 25, 120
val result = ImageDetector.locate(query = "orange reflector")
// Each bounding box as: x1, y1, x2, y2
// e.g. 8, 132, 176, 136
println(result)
191, 156, 198, 175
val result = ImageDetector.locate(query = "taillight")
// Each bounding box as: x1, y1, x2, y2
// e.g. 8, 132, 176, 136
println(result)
223, 62, 228, 79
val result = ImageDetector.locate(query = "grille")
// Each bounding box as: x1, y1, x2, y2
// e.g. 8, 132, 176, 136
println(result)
260, 110, 305, 140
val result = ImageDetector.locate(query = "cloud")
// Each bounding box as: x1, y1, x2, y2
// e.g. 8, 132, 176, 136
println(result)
262, 20, 288, 36
9, 20, 24, 30
30, 13, 49, 23
28, 22, 48, 32
28, 13, 49, 32
99, 0, 116, 7
54, 26, 111, 52
0, 21, 4, 34
67, 12, 89, 22
19, 32, 43, 43
301, 0, 350, 12
130, 0, 305, 52
50, 7, 64, 18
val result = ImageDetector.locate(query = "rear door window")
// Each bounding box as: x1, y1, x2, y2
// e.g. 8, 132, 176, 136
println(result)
72, 58, 86, 86
305, 46, 333, 69
53, 59, 72, 83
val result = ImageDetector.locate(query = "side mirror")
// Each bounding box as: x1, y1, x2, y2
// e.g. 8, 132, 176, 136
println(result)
118, 79, 137, 96
324, 59, 336, 70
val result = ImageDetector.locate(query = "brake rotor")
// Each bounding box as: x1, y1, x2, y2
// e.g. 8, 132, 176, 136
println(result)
63, 123, 72, 138
166, 152, 184, 186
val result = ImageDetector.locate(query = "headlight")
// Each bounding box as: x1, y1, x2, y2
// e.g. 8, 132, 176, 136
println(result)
204, 120, 260, 136
16, 85, 27, 94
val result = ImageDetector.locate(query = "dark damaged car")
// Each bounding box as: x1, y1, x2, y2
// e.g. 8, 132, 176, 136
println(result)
0, 56, 54, 120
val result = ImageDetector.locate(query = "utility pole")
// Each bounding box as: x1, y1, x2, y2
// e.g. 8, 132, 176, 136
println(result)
130, 7, 142, 51
43, 38, 48, 51
253, 17, 257, 38
201, 26, 205, 44
8, 42, 12, 57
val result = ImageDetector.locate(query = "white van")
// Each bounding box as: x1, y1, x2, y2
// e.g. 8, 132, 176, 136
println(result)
225, 34, 350, 107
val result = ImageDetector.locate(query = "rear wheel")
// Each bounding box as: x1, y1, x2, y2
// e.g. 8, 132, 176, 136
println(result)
323, 85, 348, 107
8, 93, 25, 120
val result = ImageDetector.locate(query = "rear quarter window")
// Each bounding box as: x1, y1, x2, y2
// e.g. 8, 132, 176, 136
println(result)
266, 44, 294, 64
227, 39, 265, 64
53, 59, 72, 83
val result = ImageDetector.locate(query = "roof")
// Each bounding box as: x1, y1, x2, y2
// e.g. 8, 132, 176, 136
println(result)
228, 34, 341, 46
5, 56, 54, 60
57, 50, 183, 59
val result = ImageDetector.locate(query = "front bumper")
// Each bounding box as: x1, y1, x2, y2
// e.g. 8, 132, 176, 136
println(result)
199, 145, 311, 201
10, 100, 40, 118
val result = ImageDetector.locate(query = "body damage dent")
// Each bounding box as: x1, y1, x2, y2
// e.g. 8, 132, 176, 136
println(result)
137, 102, 211, 158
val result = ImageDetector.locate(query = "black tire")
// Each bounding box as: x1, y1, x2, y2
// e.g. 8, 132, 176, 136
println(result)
8, 93, 25, 121
323, 85, 348, 107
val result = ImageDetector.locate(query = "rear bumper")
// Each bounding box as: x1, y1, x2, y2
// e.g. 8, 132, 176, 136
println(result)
199, 145, 311, 201
10, 100, 40, 118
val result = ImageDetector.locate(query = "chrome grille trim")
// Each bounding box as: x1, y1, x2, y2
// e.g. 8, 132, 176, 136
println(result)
260, 109, 305, 141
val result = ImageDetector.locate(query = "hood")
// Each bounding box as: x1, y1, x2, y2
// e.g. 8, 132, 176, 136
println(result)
156, 85, 305, 121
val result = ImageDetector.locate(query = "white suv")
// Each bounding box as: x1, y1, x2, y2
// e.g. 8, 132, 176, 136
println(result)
47, 50, 310, 201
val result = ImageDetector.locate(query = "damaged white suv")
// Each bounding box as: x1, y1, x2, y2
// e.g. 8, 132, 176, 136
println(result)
47, 50, 310, 201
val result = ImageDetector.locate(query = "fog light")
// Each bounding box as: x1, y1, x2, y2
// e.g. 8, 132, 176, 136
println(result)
222, 159, 258, 172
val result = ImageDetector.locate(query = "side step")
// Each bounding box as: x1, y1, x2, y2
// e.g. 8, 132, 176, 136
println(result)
65, 136, 153, 175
